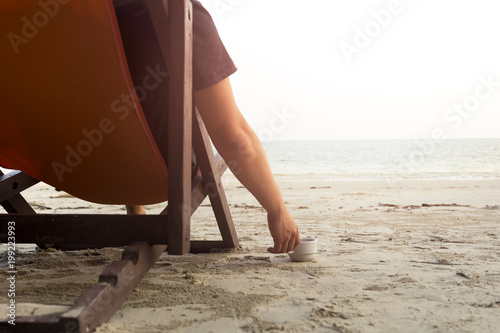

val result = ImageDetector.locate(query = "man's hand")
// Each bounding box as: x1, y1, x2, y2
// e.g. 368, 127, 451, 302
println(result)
267, 209, 300, 253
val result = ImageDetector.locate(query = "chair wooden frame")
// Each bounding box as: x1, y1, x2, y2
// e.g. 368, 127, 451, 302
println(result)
0, 0, 238, 331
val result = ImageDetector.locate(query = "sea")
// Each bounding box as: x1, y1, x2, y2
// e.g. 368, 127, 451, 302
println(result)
260, 138, 500, 181
1, 139, 499, 182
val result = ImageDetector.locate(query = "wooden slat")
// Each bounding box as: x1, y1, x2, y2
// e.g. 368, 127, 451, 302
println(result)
5, 313, 66, 333
165, 0, 193, 255
190, 240, 228, 253
59, 242, 167, 333
2, 243, 167, 333
186, 173, 208, 216
192, 110, 239, 248
0, 195, 36, 215
0, 215, 168, 245
145, 0, 193, 255
0, 170, 39, 202
0, 170, 38, 215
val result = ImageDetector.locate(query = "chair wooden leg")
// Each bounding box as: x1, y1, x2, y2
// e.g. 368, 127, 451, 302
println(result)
0, 170, 38, 214
145, 0, 194, 255
1, 195, 36, 215
192, 108, 239, 248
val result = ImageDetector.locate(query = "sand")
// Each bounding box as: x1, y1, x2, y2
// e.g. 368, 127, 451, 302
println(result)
1, 177, 499, 332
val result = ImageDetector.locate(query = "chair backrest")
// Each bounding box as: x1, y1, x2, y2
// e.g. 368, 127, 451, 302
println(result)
0, 0, 170, 205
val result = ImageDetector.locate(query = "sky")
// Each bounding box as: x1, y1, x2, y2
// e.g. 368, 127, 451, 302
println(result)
198, 0, 500, 141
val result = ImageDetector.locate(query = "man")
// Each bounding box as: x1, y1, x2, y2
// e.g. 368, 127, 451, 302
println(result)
114, 0, 299, 253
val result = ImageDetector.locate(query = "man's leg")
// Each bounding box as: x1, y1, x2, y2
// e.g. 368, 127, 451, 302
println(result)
126, 205, 146, 215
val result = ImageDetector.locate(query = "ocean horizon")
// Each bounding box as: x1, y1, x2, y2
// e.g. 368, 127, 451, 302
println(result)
259, 138, 500, 181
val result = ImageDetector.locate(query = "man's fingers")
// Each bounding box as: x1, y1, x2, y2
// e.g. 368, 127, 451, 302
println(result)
268, 238, 299, 254
282, 241, 288, 253
294, 232, 301, 249
269, 230, 301, 254
268, 240, 286, 254
276, 239, 294, 254
267, 239, 281, 253
267, 245, 282, 254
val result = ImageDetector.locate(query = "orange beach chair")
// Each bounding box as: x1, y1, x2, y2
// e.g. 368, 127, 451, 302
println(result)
0, 0, 238, 331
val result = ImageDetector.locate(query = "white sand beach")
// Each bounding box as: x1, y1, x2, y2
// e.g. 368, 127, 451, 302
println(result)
1, 178, 499, 332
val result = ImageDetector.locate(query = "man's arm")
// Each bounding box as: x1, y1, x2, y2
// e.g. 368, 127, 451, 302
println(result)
193, 78, 300, 253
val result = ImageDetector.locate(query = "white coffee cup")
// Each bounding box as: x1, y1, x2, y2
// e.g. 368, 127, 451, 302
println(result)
288, 238, 318, 262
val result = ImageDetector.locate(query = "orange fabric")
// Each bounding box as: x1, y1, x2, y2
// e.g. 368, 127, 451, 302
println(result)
0, 0, 169, 205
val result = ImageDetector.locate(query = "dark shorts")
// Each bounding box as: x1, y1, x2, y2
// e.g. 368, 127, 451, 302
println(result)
113, 0, 237, 165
